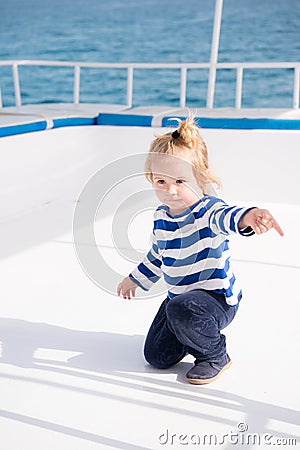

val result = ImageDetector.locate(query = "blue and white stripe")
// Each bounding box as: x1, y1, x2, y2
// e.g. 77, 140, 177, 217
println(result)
129, 195, 254, 305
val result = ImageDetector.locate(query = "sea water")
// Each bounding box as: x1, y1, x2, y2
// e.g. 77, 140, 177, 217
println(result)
0, 0, 299, 108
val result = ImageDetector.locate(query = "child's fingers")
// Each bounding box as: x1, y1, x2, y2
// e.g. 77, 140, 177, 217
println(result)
124, 288, 134, 300
255, 221, 268, 234
123, 289, 130, 300
117, 279, 138, 299
251, 210, 283, 237
127, 288, 136, 299
254, 224, 267, 235
271, 218, 284, 236
118, 287, 128, 298
258, 211, 284, 236
117, 285, 126, 299
252, 215, 268, 234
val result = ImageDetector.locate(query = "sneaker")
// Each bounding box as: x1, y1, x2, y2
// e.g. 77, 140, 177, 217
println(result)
186, 354, 232, 385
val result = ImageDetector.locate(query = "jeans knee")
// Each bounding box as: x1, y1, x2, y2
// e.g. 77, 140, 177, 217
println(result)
166, 296, 184, 317
166, 295, 194, 326
143, 346, 172, 369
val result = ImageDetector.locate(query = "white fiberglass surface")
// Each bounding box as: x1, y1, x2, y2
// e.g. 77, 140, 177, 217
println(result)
0, 126, 299, 449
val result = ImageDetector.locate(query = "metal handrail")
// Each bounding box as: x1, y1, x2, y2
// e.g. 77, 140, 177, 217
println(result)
0, 59, 299, 109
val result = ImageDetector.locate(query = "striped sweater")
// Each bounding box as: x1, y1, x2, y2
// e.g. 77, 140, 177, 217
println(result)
129, 195, 254, 306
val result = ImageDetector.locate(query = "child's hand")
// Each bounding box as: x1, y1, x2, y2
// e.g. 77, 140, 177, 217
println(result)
117, 277, 138, 300
239, 208, 284, 236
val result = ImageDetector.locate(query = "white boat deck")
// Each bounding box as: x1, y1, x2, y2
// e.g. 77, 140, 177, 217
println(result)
0, 116, 299, 449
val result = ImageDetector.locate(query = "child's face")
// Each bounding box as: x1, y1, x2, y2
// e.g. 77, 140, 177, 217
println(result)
151, 152, 202, 215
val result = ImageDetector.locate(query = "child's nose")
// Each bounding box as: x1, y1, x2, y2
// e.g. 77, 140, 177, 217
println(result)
167, 184, 177, 195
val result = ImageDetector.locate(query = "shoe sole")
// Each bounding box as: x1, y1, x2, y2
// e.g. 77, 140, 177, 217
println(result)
186, 359, 232, 385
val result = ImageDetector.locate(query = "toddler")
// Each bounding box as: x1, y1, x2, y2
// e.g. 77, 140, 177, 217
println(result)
117, 117, 283, 384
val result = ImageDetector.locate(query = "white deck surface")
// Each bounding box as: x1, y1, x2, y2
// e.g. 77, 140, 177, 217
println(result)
0, 125, 299, 449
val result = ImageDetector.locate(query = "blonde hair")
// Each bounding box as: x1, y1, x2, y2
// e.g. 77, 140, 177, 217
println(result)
145, 116, 221, 192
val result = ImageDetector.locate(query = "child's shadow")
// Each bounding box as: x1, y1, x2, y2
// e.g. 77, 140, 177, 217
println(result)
0, 318, 150, 374
0, 317, 193, 392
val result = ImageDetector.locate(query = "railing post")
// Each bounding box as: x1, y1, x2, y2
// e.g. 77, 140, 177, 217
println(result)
180, 67, 187, 108
127, 66, 134, 108
293, 65, 300, 109
12, 63, 22, 107
206, 0, 223, 108
73, 65, 81, 104
235, 66, 243, 109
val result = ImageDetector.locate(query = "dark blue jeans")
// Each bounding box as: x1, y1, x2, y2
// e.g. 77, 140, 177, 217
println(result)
144, 289, 239, 369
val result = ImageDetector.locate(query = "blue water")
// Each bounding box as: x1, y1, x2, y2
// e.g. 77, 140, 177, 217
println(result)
0, 0, 299, 108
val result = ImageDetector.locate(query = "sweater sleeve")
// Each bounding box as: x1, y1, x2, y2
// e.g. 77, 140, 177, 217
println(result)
129, 231, 163, 291
209, 201, 256, 236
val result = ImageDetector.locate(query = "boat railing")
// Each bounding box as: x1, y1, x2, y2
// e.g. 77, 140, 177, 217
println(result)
0, 59, 299, 109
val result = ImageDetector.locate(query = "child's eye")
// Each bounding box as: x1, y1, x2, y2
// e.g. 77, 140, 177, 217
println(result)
157, 179, 166, 184
176, 179, 186, 184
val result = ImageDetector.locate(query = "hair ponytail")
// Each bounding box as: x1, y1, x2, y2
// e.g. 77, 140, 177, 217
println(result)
171, 116, 199, 149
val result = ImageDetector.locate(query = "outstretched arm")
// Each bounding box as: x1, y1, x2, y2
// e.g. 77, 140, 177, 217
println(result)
239, 208, 284, 236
